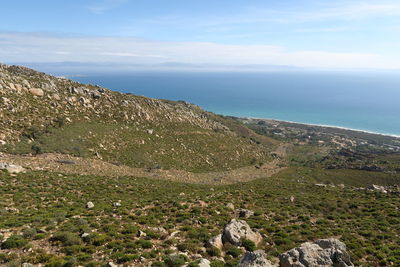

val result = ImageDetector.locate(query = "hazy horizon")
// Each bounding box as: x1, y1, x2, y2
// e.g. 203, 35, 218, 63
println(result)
2, 0, 400, 72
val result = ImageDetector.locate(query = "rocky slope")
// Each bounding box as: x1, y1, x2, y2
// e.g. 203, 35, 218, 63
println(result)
0, 63, 272, 172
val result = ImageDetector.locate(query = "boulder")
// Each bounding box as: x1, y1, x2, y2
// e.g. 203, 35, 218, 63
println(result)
6, 164, 26, 174
237, 208, 254, 218
222, 219, 262, 246
91, 91, 101, 99
198, 258, 211, 267
86, 201, 94, 209
238, 250, 275, 267
367, 184, 387, 193
279, 238, 354, 267
29, 88, 44, 97
207, 234, 223, 250
22, 79, 31, 88
0, 163, 26, 174
15, 84, 24, 92
8, 82, 16, 90
53, 93, 61, 100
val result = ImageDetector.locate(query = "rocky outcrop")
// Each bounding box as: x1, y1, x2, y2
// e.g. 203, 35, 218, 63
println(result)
279, 238, 354, 267
222, 219, 262, 246
238, 250, 275, 267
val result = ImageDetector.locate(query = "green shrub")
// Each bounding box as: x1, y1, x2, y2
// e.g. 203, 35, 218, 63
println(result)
1, 235, 28, 249
164, 254, 187, 267
206, 246, 221, 257
50, 232, 82, 246
227, 247, 242, 258
241, 239, 256, 252
22, 228, 37, 239
210, 260, 225, 267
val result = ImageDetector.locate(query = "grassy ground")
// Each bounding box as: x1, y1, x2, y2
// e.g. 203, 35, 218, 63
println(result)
4, 121, 271, 173
0, 168, 399, 266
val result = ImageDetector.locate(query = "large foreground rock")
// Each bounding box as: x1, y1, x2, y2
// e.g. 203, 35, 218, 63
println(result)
222, 219, 262, 246
279, 238, 354, 267
239, 250, 275, 267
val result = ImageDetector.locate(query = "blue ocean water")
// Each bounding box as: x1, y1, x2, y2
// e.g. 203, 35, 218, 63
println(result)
72, 71, 400, 136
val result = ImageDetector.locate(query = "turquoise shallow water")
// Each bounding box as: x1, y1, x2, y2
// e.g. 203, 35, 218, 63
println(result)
72, 71, 400, 136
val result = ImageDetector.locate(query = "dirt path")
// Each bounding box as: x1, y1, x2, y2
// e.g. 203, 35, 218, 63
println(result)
0, 144, 289, 184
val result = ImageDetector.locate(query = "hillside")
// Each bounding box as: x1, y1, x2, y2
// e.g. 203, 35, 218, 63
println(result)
1, 63, 400, 267
0, 64, 273, 172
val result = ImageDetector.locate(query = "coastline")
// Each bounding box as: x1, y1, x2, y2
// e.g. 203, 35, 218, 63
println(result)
243, 117, 400, 139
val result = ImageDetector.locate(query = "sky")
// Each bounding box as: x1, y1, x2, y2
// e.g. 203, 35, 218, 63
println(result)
1, 0, 400, 71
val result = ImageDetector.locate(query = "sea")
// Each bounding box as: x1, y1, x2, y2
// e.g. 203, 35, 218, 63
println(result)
71, 71, 400, 137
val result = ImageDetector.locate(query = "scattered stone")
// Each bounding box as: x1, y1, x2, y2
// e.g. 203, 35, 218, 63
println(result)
53, 93, 61, 100
137, 230, 147, 237
237, 208, 255, 218
147, 129, 154, 134
8, 82, 15, 90
279, 238, 354, 267
198, 200, 208, 208
367, 184, 388, 193
238, 250, 275, 267
149, 227, 168, 235
86, 201, 94, 209
22, 263, 34, 267
207, 234, 224, 250
289, 196, 295, 203
222, 219, 262, 246
314, 184, 327, 187
107, 262, 118, 267
113, 201, 122, 207
81, 233, 90, 238
226, 203, 235, 210
29, 88, 44, 97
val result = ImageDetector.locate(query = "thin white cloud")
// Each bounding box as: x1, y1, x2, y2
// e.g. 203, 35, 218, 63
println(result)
100, 52, 168, 58
0, 32, 399, 70
87, 0, 128, 14
134, 1, 400, 31
287, 2, 400, 22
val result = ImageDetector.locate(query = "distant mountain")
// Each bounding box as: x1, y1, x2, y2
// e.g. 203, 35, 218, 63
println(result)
7, 61, 305, 75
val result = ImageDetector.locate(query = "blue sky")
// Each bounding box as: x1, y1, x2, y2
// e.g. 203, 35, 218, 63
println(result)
1, 0, 400, 70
